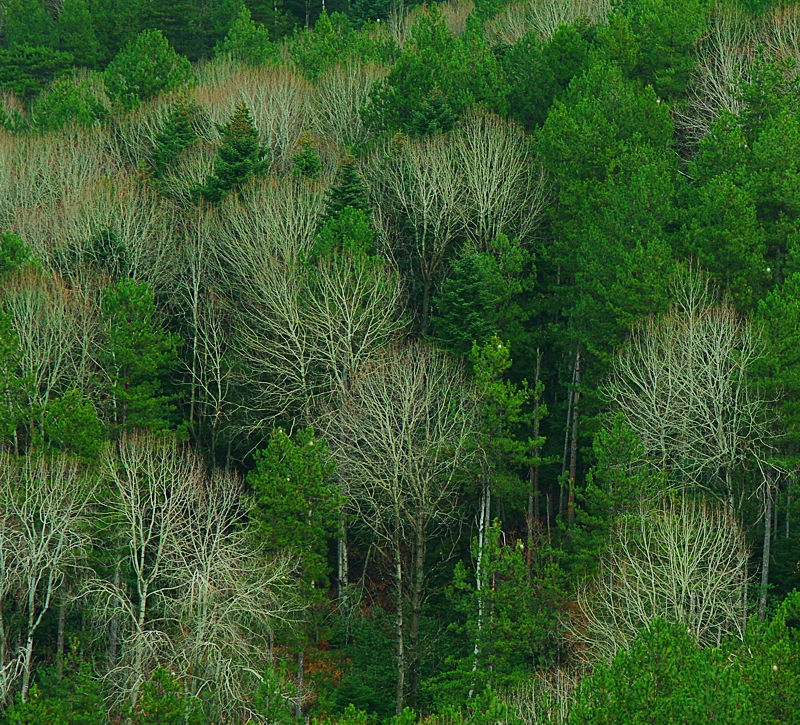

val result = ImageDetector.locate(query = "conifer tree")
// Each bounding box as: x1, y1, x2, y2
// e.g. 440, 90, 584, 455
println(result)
57, 0, 102, 68
99, 279, 181, 436
214, 6, 278, 66
148, 97, 199, 179
197, 103, 268, 203
322, 156, 369, 222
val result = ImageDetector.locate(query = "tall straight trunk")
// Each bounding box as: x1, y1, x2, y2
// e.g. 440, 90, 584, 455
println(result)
470, 484, 490, 698
560, 387, 573, 517
408, 524, 426, 708
21, 634, 34, 702
787, 484, 791, 539
337, 513, 349, 606
295, 647, 304, 719
527, 350, 542, 576
394, 543, 404, 716
108, 564, 120, 668
56, 599, 66, 678
759, 475, 773, 621
567, 349, 581, 525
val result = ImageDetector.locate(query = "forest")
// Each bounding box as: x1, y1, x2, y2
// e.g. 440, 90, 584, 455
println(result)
0, 0, 799, 721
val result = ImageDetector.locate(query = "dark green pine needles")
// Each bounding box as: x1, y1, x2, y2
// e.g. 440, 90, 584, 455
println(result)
197, 102, 268, 203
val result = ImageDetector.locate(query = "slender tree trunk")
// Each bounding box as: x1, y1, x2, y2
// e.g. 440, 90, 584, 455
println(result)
759, 474, 773, 621
787, 483, 791, 539
470, 483, 490, 698
394, 543, 404, 716
527, 350, 541, 577
56, 599, 66, 678
295, 647, 304, 719
108, 564, 120, 668
408, 524, 426, 708
21, 634, 34, 702
567, 349, 581, 525
337, 514, 349, 613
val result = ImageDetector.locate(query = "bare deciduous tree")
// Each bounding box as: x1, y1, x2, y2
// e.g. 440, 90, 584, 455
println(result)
0, 452, 94, 702
311, 61, 388, 150
2, 269, 99, 437
167, 467, 299, 721
328, 342, 477, 713
368, 133, 463, 328
604, 269, 772, 509
88, 435, 300, 718
571, 497, 749, 662
483, 0, 608, 47
454, 109, 546, 247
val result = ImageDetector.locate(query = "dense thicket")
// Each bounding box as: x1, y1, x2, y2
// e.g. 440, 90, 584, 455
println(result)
1, 0, 800, 722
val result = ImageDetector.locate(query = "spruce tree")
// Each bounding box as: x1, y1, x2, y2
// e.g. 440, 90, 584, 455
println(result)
322, 156, 369, 222
149, 97, 199, 179
197, 102, 268, 203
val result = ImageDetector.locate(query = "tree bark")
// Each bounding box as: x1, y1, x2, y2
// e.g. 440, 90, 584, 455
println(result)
394, 543, 404, 716
527, 349, 542, 577
108, 564, 120, 668
295, 647, 304, 719
408, 523, 426, 708
759, 473, 773, 621
56, 598, 66, 678
567, 349, 581, 525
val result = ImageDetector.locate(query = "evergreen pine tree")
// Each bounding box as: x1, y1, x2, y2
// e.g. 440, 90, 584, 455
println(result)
149, 97, 199, 179
2, 0, 53, 49
197, 102, 268, 203
322, 156, 369, 222
57, 0, 102, 68
99, 279, 181, 436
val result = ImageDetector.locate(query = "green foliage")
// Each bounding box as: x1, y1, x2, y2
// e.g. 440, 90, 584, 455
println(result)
30, 75, 107, 131
730, 590, 800, 723
290, 11, 397, 79
504, 24, 590, 131
617, 0, 709, 100
471, 336, 539, 500
431, 522, 556, 705
1, 650, 105, 725
322, 156, 370, 222
756, 274, 800, 451
328, 608, 397, 717
569, 618, 750, 724
430, 235, 532, 356
1, 0, 53, 49
147, 97, 199, 179
103, 29, 192, 110
254, 665, 296, 724
683, 173, 766, 310
538, 56, 673, 184
565, 415, 658, 577
214, 6, 279, 65
0, 45, 74, 100
99, 279, 181, 435
57, 0, 102, 68
124, 668, 204, 725
292, 137, 323, 179
40, 389, 103, 461
0, 311, 29, 445
197, 102, 268, 202
247, 427, 340, 586
364, 7, 507, 136
312, 206, 376, 261
0, 231, 36, 277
